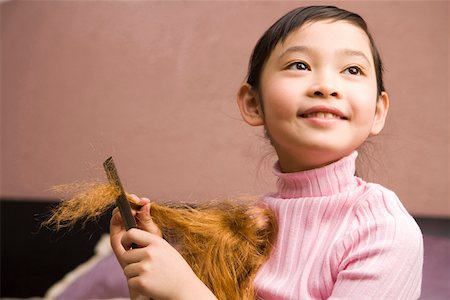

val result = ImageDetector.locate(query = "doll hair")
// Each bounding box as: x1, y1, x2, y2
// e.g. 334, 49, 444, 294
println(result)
44, 182, 277, 300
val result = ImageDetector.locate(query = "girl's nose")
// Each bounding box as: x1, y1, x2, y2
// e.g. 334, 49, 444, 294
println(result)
307, 83, 342, 99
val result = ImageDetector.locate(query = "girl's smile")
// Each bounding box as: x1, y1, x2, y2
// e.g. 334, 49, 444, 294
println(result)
298, 105, 348, 126
250, 20, 389, 172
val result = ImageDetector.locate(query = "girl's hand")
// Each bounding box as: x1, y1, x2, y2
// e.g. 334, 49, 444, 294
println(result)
110, 196, 216, 300
110, 194, 160, 269
119, 229, 216, 300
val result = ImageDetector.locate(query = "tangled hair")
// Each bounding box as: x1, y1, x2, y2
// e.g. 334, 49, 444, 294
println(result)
44, 182, 120, 230
44, 183, 277, 299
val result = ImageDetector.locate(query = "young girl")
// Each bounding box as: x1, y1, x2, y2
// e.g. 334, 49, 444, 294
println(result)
110, 5, 423, 299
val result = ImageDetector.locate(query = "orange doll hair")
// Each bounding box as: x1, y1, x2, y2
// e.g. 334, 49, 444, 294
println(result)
44, 183, 277, 300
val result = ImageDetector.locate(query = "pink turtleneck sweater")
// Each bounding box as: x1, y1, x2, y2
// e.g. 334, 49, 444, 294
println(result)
254, 152, 423, 299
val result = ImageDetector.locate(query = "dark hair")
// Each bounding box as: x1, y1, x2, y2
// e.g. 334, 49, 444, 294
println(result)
246, 6, 385, 95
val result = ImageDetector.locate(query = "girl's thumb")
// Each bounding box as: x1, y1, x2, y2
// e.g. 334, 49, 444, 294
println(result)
136, 203, 162, 237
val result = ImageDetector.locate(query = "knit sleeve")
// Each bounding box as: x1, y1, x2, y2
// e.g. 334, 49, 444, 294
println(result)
330, 186, 423, 300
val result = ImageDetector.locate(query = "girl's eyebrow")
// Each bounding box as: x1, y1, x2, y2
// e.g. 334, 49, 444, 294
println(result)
337, 49, 371, 65
278, 46, 371, 65
278, 45, 310, 60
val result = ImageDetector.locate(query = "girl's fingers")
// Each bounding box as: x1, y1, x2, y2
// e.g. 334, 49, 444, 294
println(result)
136, 203, 162, 237
123, 259, 150, 279
129, 194, 151, 207
121, 228, 154, 250
123, 263, 138, 279
110, 208, 128, 267
110, 208, 123, 227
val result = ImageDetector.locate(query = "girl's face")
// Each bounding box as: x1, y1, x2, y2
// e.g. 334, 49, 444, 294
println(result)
240, 20, 389, 172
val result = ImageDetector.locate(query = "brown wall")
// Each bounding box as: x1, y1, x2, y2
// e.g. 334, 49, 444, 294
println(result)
1, 1, 449, 217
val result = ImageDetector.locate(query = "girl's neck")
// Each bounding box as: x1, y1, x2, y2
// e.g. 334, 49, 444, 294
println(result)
274, 146, 356, 173
273, 151, 360, 198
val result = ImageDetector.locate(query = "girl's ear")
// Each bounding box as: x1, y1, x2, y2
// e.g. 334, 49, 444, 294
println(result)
237, 84, 265, 126
370, 91, 390, 135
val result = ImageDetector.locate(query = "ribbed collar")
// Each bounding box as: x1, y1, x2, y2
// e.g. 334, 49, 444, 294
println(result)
273, 151, 359, 198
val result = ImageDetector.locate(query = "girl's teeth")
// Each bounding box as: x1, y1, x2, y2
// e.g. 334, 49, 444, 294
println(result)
304, 112, 339, 118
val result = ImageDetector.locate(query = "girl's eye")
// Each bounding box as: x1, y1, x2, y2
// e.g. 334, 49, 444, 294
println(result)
343, 66, 362, 76
288, 62, 310, 71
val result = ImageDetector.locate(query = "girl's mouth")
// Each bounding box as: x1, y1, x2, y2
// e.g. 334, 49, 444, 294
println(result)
300, 112, 347, 120
298, 106, 348, 120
